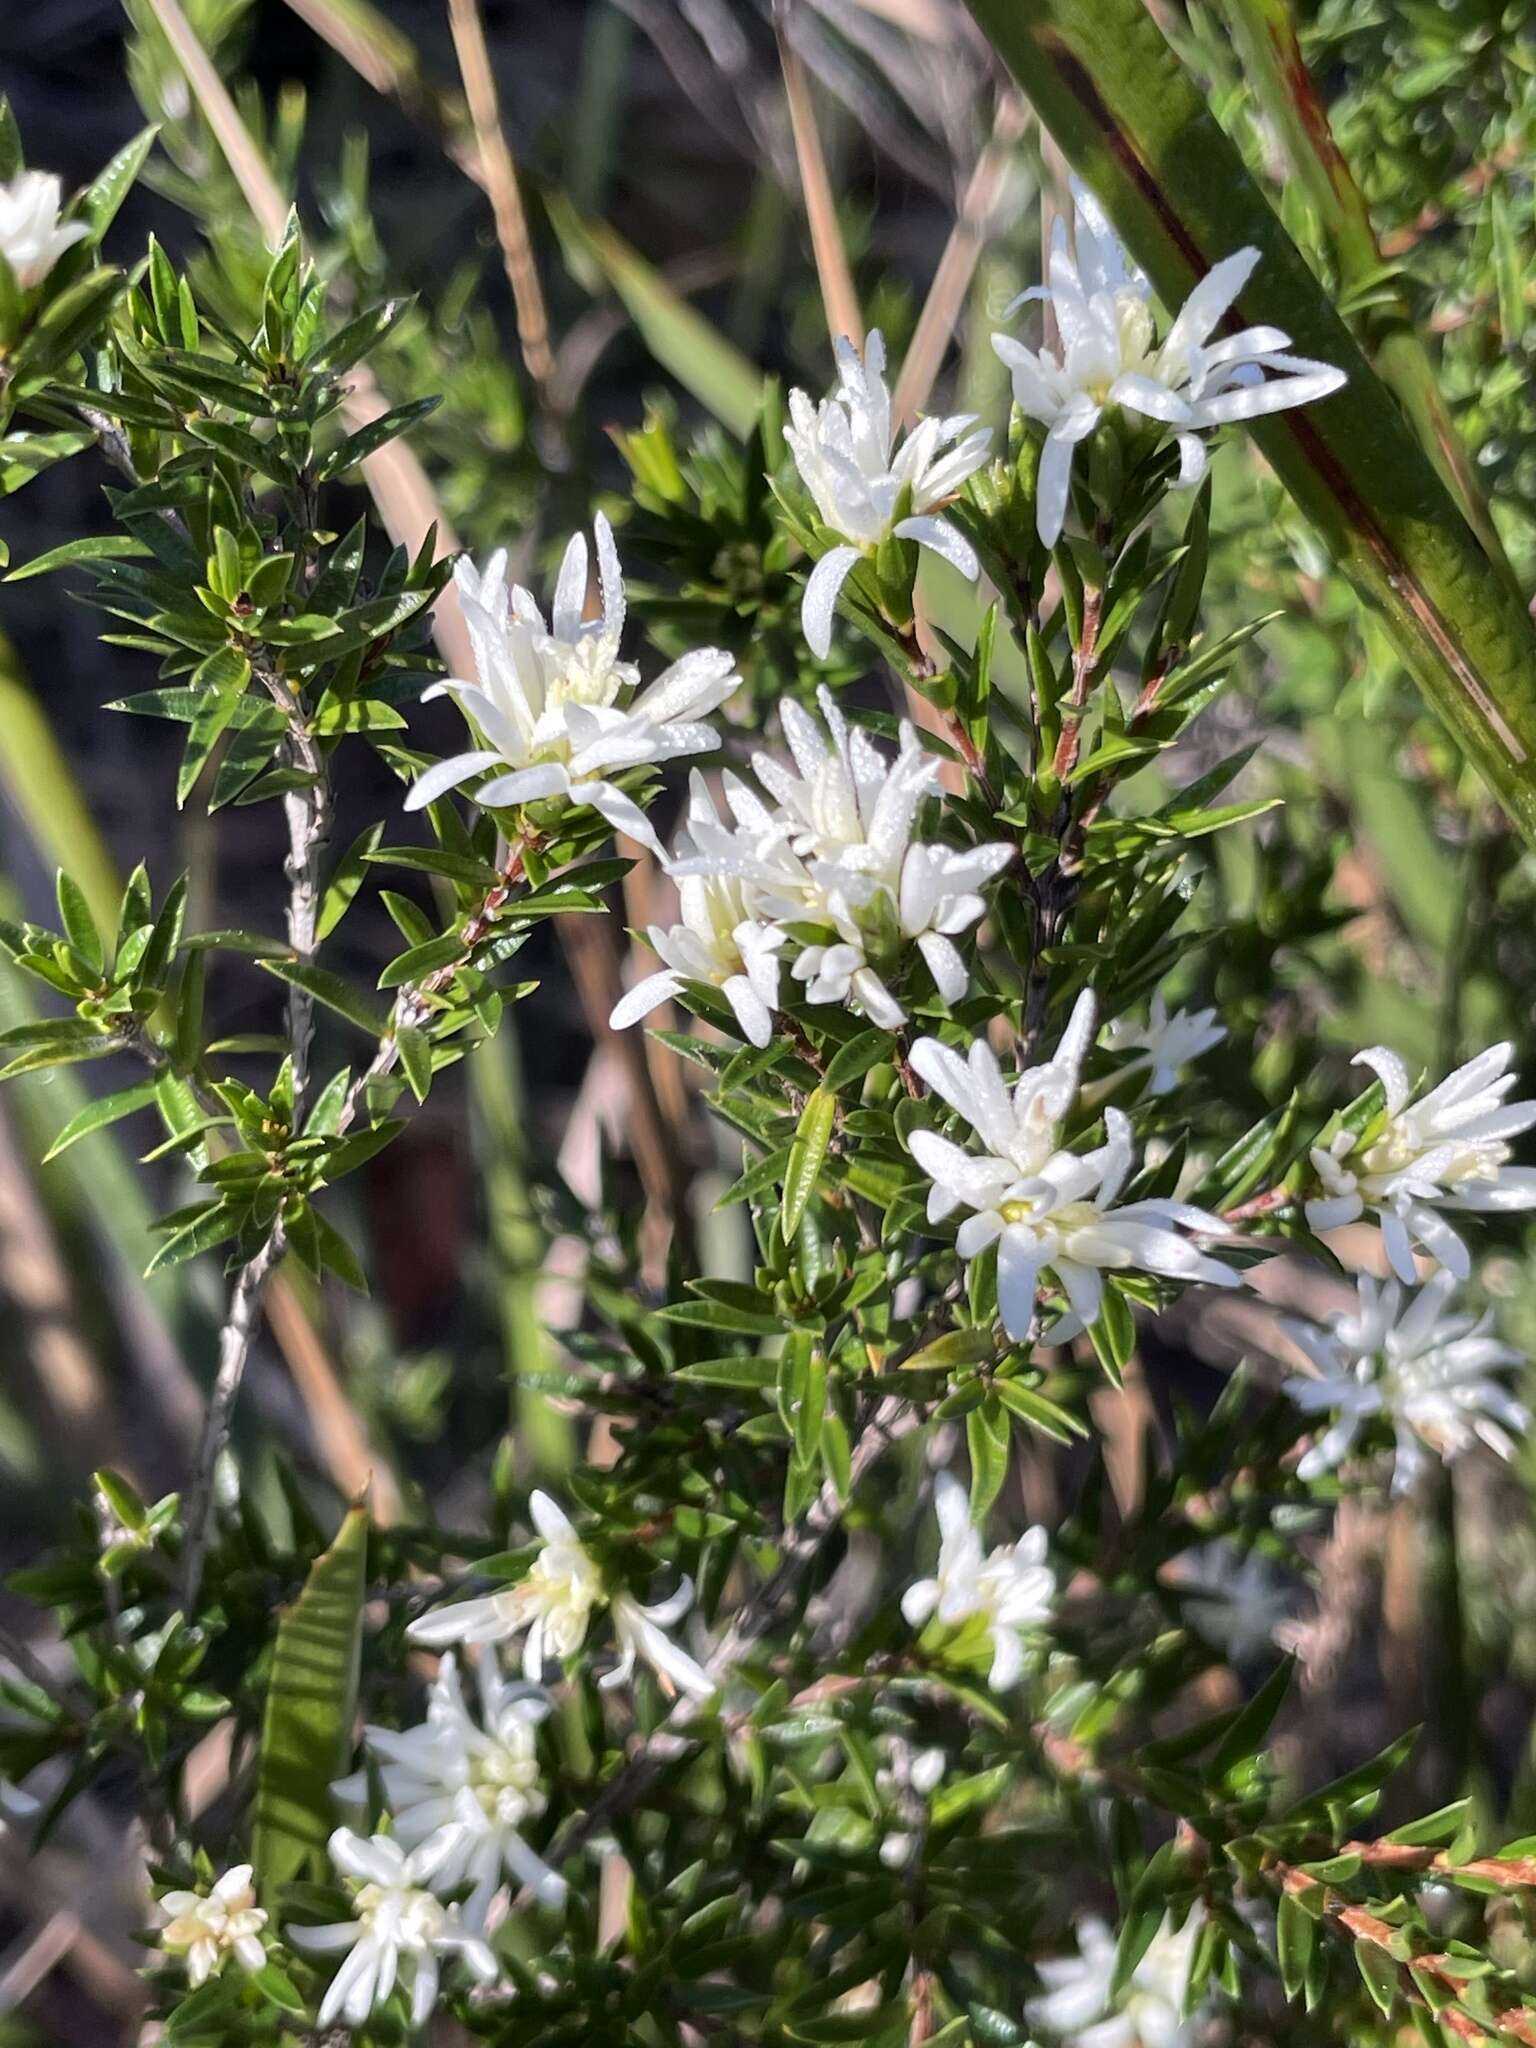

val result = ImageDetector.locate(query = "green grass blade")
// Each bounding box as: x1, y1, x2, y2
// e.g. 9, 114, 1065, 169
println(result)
546, 193, 765, 437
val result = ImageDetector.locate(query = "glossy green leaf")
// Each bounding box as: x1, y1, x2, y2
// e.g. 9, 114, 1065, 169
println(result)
781, 1086, 836, 1240
251, 1505, 369, 1899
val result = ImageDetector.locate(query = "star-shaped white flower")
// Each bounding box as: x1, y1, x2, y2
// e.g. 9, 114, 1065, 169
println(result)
0, 171, 87, 289
158, 1865, 268, 1988
786, 331, 991, 657
288, 1830, 498, 2031
908, 993, 1237, 1341
1284, 1269, 1529, 1494
333, 1653, 565, 1930
407, 1491, 716, 1699
669, 690, 1012, 1029
610, 773, 787, 1048
992, 185, 1345, 546
1173, 1541, 1291, 1665
1101, 992, 1225, 1098
902, 1472, 1054, 1689
405, 515, 741, 854
1027, 1910, 1203, 2048
1305, 1042, 1536, 1282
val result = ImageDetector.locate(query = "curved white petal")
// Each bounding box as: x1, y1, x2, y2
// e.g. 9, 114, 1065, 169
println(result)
801, 545, 862, 661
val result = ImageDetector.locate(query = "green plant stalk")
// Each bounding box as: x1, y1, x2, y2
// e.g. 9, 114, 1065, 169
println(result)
1217, 0, 1517, 589
960, 0, 1536, 844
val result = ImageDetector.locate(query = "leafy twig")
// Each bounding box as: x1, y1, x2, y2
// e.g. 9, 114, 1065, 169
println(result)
540, 1390, 916, 1872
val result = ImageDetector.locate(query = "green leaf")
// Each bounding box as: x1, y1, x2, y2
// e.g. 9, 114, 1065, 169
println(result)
1277, 1884, 1318, 1998
659, 1299, 783, 1337
315, 397, 443, 481
396, 1023, 433, 1102
144, 1200, 238, 1274
261, 959, 390, 1038
93, 1465, 146, 1531
43, 1079, 158, 1161
1210, 1656, 1293, 1777
379, 930, 463, 989
1353, 1937, 1400, 2015
178, 649, 252, 807
823, 1029, 892, 1092
251, 1505, 368, 1900
310, 697, 407, 736
308, 296, 413, 375
318, 824, 384, 941
5, 535, 151, 582
1384, 1800, 1473, 1849
81, 124, 158, 236
673, 1355, 777, 1391
55, 871, 100, 972
24, 267, 125, 369
0, 430, 94, 495
781, 1086, 835, 1239
364, 844, 501, 889
966, 1397, 1010, 1518
0, 103, 19, 183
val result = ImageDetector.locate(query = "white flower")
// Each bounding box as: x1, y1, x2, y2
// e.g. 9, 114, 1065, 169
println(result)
407, 1491, 716, 1698
908, 992, 1237, 1342
1101, 993, 1225, 1098
0, 171, 87, 289
405, 515, 741, 854
1027, 1910, 1202, 2048
610, 774, 786, 1047
289, 1829, 498, 2030
901, 1473, 1054, 1689
669, 689, 1012, 1028
333, 1653, 565, 1929
1305, 1042, 1536, 1283
786, 331, 991, 658
1174, 1542, 1291, 1665
1283, 1269, 1529, 1494
158, 1865, 268, 1988
608, 1586, 717, 1701
409, 1490, 604, 1679
991, 184, 1345, 547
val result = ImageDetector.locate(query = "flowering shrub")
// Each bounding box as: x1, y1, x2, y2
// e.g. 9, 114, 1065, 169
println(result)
3, 35, 1536, 2048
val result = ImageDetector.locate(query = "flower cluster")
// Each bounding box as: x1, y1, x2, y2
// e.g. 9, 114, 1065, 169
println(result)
333, 1653, 567, 1929
1306, 1041, 1536, 1282
1283, 1268, 1529, 1493
903, 1472, 1055, 1689
408, 1489, 716, 1700
406, 516, 742, 855
158, 1866, 269, 1989
785, 330, 991, 657
289, 1829, 499, 2030
273, 1496, 721, 2025
612, 688, 1014, 1042
992, 184, 1346, 546
907, 991, 1238, 1341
